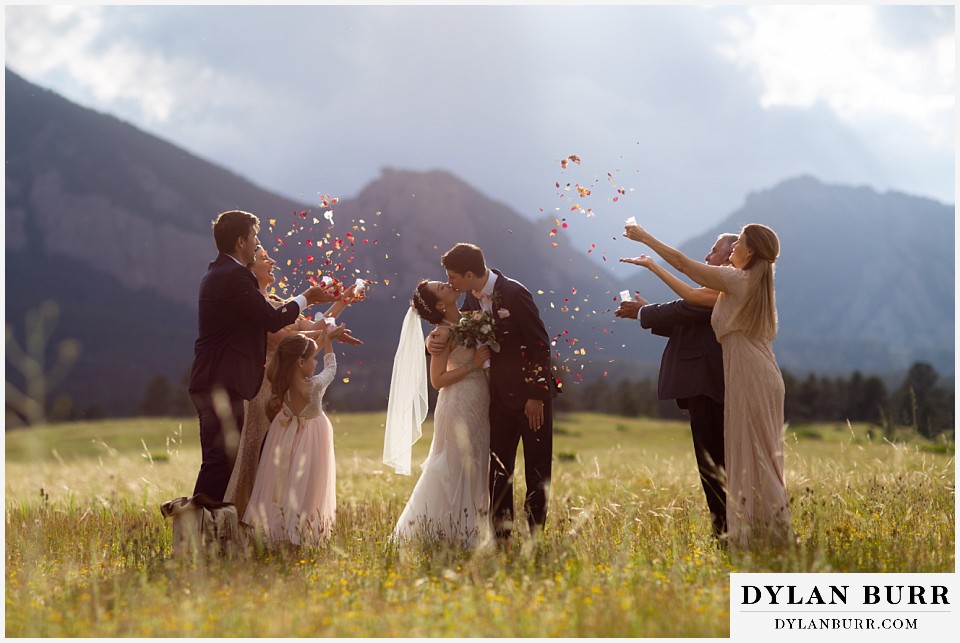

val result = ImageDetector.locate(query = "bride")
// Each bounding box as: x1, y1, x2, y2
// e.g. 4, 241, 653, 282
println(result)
383, 279, 493, 548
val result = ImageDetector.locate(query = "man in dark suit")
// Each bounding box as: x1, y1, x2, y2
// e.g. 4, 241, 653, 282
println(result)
428, 243, 556, 542
188, 209, 335, 501
615, 233, 737, 540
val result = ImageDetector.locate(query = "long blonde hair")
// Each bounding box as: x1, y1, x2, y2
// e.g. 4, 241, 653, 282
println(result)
265, 334, 318, 421
731, 223, 780, 341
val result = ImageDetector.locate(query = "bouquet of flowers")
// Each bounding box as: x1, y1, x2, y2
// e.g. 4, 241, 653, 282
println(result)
451, 310, 500, 369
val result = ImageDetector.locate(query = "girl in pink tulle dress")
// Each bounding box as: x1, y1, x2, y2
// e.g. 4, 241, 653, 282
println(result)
244, 331, 340, 545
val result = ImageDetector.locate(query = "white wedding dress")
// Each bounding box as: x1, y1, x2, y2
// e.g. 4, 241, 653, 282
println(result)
393, 345, 493, 548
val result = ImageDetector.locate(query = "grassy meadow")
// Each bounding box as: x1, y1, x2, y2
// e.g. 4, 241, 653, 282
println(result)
4, 412, 955, 637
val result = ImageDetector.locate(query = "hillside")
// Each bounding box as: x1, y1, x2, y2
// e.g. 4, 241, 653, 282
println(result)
4, 69, 642, 417
5, 69, 954, 419
674, 176, 954, 374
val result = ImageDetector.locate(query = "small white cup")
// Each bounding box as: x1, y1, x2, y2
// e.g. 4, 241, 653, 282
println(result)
313, 314, 338, 328
619, 290, 633, 302
624, 216, 637, 226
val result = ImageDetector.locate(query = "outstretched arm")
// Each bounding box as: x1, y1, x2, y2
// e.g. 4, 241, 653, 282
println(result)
324, 282, 366, 319
639, 299, 714, 330
294, 315, 364, 345
624, 224, 728, 292
620, 255, 720, 307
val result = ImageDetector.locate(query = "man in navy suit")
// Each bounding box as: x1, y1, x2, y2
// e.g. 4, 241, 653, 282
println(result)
188, 210, 335, 501
429, 243, 556, 543
615, 233, 737, 540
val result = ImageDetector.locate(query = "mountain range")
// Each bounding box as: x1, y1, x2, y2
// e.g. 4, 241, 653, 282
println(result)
5, 68, 954, 418
676, 175, 954, 375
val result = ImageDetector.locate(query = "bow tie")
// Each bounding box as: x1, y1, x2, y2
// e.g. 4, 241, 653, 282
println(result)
473, 290, 492, 303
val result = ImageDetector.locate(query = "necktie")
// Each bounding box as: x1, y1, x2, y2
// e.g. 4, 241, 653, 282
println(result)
473, 290, 492, 311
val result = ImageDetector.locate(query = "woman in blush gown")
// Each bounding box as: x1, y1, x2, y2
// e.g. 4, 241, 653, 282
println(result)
225, 246, 362, 520
383, 280, 493, 549
622, 222, 793, 549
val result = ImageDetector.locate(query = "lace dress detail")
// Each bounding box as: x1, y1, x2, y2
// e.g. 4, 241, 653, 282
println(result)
393, 345, 493, 548
244, 352, 338, 545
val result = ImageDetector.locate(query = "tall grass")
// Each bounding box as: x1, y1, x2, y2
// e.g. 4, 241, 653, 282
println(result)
5, 413, 954, 637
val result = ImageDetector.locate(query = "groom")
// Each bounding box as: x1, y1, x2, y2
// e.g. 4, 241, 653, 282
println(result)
428, 243, 555, 542
615, 233, 737, 540
188, 209, 336, 502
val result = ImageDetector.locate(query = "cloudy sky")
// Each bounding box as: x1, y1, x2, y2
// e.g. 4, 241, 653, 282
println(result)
4, 3, 955, 246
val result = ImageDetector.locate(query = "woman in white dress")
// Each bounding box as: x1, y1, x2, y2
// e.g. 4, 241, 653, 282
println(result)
383, 280, 493, 548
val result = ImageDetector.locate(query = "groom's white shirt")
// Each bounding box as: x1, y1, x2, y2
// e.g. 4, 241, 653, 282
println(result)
474, 270, 498, 314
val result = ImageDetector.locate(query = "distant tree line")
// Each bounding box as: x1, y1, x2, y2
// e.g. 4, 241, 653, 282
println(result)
7, 360, 952, 442
553, 361, 954, 440
135, 368, 195, 418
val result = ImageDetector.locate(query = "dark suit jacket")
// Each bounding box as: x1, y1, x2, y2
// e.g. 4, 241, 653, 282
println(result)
639, 300, 724, 406
188, 253, 302, 400
462, 269, 554, 410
